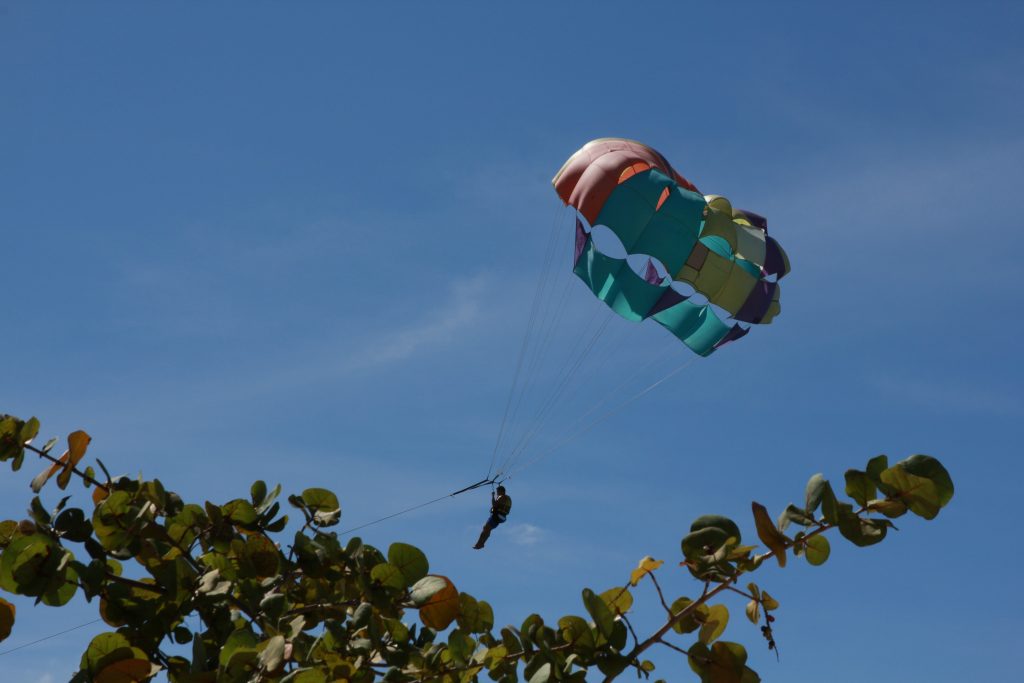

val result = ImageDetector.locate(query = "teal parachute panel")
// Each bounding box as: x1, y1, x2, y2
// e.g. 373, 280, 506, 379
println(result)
553, 138, 791, 354
572, 231, 736, 356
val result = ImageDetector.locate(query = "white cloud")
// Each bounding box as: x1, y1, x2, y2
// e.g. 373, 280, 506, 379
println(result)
341, 275, 486, 371
506, 522, 545, 546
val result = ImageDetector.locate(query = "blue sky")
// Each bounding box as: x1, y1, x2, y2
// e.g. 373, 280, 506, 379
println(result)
2, 1, 1022, 680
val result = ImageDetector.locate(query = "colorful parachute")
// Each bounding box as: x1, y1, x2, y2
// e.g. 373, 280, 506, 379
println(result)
553, 138, 790, 356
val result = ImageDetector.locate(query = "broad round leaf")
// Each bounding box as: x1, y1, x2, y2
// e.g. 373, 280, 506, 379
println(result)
387, 542, 428, 585
219, 628, 259, 668
412, 575, 459, 630
804, 535, 830, 566
370, 562, 406, 590
690, 515, 741, 543
456, 593, 482, 632
301, 488, 341, 526
805, 473, 827, 512
0, 597, 14, 641
900, 454, 954, 506
581, 588, 614, 638
243, 534, 280, 577
669, 597, 708, 634
558, 615, 595, 650
698, 603, 729, 644
82, 632, 141, 675
599, 586, 633, 616
95, 659, 157, 683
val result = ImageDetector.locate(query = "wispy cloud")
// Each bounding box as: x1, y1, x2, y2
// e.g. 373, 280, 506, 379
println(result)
869, 373, 1024, 417
506, 522, 545, 546
341, 275, 486, 371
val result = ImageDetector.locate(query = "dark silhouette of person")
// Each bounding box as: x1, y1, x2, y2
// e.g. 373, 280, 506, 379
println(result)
473, 485, 511, 549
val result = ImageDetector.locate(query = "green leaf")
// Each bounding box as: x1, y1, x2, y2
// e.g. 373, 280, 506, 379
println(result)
805, 474, 827, 513
669, 597, 708, 634
698, 604, 729, 644
41, 563, 78, 606
751, 502, 788, 567
242, 534, 280, 578
760, 591, 779, 611
54, 507, 92, 543
866, 498, 908, 518
582, 588, 614, 638
0, 534, 59, 596
688, 641, 749, 683
558, 615, 595, 650
837, 505, 890, 546
20, 418, 40, 444
81, 632, 142, 675
820, 482, 839, 525
250, 481, 267, 507
681, 528, 723, 562
599, 586, 633, 616
456, 593, 482, 633
866, 454, 889, 483
371, 562, 406, 590
221, 499, 258, 527
300, 488, 341, 526
804, 535, 830, 566
690, 515, 742, 544
777, 504, 815, 531
219, 627, 259, 669
844, 470, 876, 507
388, 542, 428, 585
879, 464, 942, 520
900, 454, 954, 505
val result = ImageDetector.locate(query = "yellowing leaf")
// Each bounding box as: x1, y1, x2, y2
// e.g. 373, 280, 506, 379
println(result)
29, 430, 92, 493
745, 600, 759, 624
697, 604, 729, 644
629, 556, 663, 586
599, 586, 633, 616
414, 575, 460, 630
94, 659, 159, 683
93, 485, 109, 505
761, 591, 780, 611
0, 597, 15, 641
752, 502, 788, 567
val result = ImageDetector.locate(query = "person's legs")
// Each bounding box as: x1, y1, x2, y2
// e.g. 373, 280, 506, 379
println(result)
473, 522, 493, 549
473, 514, 500, 549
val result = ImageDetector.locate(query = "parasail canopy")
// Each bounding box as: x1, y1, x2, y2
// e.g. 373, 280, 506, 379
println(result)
553, 138, 790, 356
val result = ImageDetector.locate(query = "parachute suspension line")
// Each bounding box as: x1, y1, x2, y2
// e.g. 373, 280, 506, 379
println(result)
494, 301, 611, 477
339, 477, 497, 537
493, 308, 616, 478
487, 203, 568, 479
488, 203, 564, 475
492, 211, 581, 474
498, 325, 675, 479
495, 217, 579, 460
496, 205, 577, 467
502, 354, 701, 480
